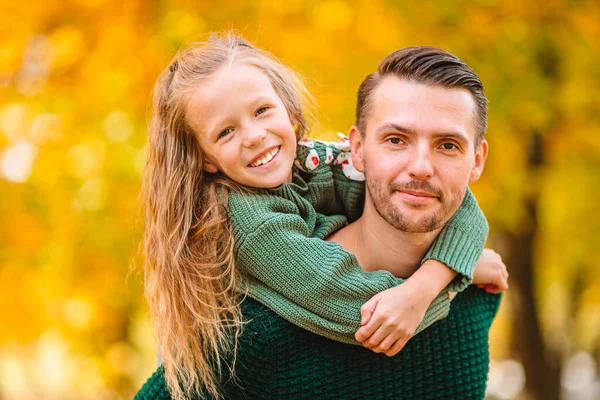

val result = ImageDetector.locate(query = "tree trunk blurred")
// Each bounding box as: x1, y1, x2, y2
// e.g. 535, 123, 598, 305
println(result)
503, 132, 561, 400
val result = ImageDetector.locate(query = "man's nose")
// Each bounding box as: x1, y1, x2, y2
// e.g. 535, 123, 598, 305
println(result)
407, 148, 434, 180
242, 124, 266, 147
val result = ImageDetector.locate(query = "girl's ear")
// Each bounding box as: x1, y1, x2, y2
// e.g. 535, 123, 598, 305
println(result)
203, 159, 218, 173
289, 115, 299, 134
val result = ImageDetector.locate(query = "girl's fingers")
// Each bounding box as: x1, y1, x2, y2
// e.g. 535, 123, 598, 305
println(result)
360, 296, 380, 326
385, 337, 409, 357
485, 284, 507, 294
355, 314, 382, 342
361, 324, 389, 351
374, 332, 399, 353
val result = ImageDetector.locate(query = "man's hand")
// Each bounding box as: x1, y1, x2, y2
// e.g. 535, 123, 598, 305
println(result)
355, 281, 435, 357
473, 249, 509, 294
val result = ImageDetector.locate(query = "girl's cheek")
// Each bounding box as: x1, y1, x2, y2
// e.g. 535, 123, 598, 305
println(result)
223, 153, 239, 169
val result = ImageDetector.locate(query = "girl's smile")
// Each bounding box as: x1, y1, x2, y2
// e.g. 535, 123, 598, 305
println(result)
248, 146, 281, 167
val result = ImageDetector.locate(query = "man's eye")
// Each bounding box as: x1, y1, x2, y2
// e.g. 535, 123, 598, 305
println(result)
256, 106, 269, 116
388, 137, 404, 145
219, 128, 234, 138
440, 143, 458, 150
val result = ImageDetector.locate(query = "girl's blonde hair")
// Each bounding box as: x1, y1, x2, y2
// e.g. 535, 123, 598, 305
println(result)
141, 33, 312, 399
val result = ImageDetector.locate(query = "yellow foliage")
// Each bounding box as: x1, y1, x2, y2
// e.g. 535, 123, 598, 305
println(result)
1, 0, 599, 397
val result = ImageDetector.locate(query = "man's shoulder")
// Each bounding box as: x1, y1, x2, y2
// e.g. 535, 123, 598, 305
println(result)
234, 291, 500, 399
239, 286, 502, 342
452, 285, 503, 319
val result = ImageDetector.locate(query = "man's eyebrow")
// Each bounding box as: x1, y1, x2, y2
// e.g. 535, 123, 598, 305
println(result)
375, 123, 417, 136
376, 123, 470, 144
430, 131, 470, 144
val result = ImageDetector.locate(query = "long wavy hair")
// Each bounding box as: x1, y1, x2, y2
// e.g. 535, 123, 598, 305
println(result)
141, 33, 312, 399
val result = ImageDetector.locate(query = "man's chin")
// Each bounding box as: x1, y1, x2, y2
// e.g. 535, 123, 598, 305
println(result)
402, 223, 442, 234
391, 213, 446, 233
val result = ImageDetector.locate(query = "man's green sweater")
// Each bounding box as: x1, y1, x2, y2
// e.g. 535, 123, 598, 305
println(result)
136, 287, 502, 399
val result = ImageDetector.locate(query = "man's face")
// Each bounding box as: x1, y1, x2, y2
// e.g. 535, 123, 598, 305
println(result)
349, 78, 488, 233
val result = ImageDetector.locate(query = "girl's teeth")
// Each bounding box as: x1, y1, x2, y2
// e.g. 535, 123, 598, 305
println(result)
250, 147, 279, 167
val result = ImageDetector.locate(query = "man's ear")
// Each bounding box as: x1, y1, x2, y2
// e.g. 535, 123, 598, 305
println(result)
203, 159, 219, 174
348, 126, 365, 173
469, 139, 488, 183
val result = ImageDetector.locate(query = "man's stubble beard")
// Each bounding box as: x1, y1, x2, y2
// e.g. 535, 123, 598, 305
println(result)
364, 167, 463, 234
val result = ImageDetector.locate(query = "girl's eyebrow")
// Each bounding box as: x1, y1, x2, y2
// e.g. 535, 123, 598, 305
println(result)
251, 94, 276, 104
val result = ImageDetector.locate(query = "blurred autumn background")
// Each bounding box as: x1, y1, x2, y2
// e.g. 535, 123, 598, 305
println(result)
1, 0, 599, 399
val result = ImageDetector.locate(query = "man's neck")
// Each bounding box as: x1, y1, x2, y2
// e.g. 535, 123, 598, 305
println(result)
329, 202, 442, 278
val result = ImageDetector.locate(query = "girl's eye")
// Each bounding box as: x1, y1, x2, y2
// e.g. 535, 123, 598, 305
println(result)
388, 137, 405, 145
219, 128, 234, 138
440, 143, 458, 150
256, 106, 269, 116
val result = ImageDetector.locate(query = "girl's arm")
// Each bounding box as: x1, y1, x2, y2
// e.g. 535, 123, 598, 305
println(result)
295, 136, 366, 221
355, 260, 457, 355
229, 192, 450, 345
354, 245, 508, 357
423, 188, 488, 291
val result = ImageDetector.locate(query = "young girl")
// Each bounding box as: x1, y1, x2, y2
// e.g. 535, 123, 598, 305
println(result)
141, 33, 504, 399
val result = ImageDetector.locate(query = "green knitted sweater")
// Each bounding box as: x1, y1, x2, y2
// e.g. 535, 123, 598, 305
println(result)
136, 287, 502, 399
227, 138, 489, 343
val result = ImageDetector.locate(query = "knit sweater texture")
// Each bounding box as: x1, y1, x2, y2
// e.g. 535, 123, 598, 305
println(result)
136, 287, 502, 400
227, 139, 489, 344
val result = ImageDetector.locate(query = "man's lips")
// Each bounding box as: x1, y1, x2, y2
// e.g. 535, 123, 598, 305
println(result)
397, 190, 439, 203
400, 190, 437, 198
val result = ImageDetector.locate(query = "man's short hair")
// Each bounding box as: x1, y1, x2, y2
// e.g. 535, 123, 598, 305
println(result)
356, 46, 488, 145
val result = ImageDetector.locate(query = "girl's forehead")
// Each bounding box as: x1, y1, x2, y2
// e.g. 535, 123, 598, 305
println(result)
189, 65, 278, 106
206, 64, 272, 90
185, 65, 282, 134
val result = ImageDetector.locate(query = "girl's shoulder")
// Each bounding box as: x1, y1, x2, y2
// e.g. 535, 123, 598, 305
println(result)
294, 134, 364, 181
294, 134, 348, 171
226, 186, 305, 235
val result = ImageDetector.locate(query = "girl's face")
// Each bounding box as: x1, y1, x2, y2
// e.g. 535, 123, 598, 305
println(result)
186, 64, 298, 188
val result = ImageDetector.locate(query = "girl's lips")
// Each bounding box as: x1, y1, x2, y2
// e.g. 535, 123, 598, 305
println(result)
248, 146, 281, 167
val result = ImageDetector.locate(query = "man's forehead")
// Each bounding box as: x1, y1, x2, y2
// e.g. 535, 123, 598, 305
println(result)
368, 77, 478, 141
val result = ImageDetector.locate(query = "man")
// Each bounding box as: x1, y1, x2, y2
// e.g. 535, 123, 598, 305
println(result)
330, 45, 501, 357
137, 46, 504, 400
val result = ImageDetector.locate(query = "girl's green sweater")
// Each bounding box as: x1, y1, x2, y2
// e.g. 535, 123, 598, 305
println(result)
225, 138, 488, 344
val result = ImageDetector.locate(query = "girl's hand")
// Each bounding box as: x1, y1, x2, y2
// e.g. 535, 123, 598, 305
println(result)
355, 281, 435, 357
473, 249, 509, 294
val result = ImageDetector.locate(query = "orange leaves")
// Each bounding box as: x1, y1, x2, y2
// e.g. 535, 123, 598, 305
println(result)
1, 1, 600, 398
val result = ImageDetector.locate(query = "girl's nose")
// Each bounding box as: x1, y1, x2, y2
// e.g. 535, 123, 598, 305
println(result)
243, 126, 267, 148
